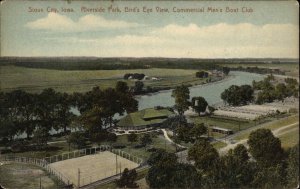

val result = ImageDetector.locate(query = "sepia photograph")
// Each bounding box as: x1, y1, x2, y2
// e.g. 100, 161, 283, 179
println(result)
0, 0, 299, 188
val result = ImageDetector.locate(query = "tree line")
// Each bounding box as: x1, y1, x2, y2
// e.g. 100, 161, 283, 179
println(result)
0, 81, 138, 150
221, 75, 299, 106
146, 128, 299, 189
2, 58, 221, 71
230, 66, 285, 75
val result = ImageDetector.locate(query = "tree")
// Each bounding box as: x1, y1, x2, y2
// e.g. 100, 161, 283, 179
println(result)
190, 123, 207, 140
100, 88, 123, 127
78, 106, 105, 135
34, 88, 60, 134
221, 85, 253, 106
127, 133, 138, 144
196, 71, 209, 78
117, 168, 138, 188
233, 144, 249, 162
222, 67, 230, 75
286, 143, 299, 188
275, 83, 287, 101
115, 81, 129, 93
171, 85, 190, 115
217, 149, 255, 188
140, 134, 152, 149
146, 150, 200, 188
67, 132, 85, 149
191, 96, 208, 116
188, 139, 219, 171
251, 164, 286, 189
106, 132, 117, 143
208, 106, 216, 114
248, 129, 283, 167
175, 125, 193, 143
133, 81, 144, 94
56, 92, 75, 134
32, 128, 49, 150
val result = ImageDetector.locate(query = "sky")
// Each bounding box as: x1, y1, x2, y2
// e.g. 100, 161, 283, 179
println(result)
1, 0, 299, 58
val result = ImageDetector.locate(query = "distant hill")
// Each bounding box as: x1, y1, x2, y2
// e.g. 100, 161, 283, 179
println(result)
0, 57, 298, 70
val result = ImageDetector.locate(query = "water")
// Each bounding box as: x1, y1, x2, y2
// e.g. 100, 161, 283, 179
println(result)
15, 71, 264, 138
137, 71, 265, 109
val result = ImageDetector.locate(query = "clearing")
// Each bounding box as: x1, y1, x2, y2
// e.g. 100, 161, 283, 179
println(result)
0, 162, 58, 189
49, 151, 138, 187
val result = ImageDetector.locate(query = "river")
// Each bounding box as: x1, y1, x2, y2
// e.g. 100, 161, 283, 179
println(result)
16, 71, 265, 138
136, 71, 265, 110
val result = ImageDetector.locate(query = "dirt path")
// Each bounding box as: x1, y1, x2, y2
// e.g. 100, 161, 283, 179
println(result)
161, 129, 186, 148
219, 122, 299, 154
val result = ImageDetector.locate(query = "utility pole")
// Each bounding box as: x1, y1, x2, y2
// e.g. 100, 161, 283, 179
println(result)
39, 173, 42, 189
116, 154, 118, 175
119, 162, 122, 177
77, 168, 81, 188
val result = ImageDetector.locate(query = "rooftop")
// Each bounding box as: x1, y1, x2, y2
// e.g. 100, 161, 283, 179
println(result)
117, 108, 174, 127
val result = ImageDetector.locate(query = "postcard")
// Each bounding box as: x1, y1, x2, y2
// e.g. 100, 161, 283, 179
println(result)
0, 1, 299, 189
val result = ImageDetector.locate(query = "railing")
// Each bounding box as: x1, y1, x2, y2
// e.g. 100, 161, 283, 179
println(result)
1, 145, 144, 189
44, 145, 111, 164
44, 145, 143, 165
111, 148, 143, 165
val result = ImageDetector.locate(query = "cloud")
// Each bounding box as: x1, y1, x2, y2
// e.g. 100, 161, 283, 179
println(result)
25, 13, 140, 31
41, 22, 298, 58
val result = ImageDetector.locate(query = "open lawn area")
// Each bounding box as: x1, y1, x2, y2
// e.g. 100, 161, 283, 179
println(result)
103, 133, 176, 160
0, 66, 205, 93
3, 132, 175, 162
277, 124, 299, 149
0, 162, 59, 189
233, 114, 299, 141
212, 141, 227, 150
3, 140, 77, 159
191, 115, 269, 134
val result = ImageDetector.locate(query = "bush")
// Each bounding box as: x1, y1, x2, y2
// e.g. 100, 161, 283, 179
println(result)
134, 144, 145, 148
112, 144, 126, 149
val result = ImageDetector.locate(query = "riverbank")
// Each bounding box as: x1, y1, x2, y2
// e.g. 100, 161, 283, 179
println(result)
135, 74, 230, 97
137, 71, 265, 110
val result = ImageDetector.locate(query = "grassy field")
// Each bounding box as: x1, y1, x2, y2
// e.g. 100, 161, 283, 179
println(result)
191, 115, 268, 134
233, 114, 299, 141
105, 133, 176, 160
220, 63, 299, 77
0, 65, 205, 93
4, 140, 77, 159
277, 124, 299, 149
212, 141, 227, 150
0, 163, 60, 189
3, 132, 175, 162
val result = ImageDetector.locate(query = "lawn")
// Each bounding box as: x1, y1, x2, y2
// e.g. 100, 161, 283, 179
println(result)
4, 140, 77, 159
109, 133, 176, 160
212, 141, 227, 150
0, 162, 61, 189
233, 114, 299, 141
277, 124, 299, 149
0, 66, 203, 93
3, 131, 174, 163
191, 115, 255, 133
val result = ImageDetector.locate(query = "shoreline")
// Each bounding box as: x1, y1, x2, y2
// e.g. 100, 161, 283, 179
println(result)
135, 74, 234, 98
